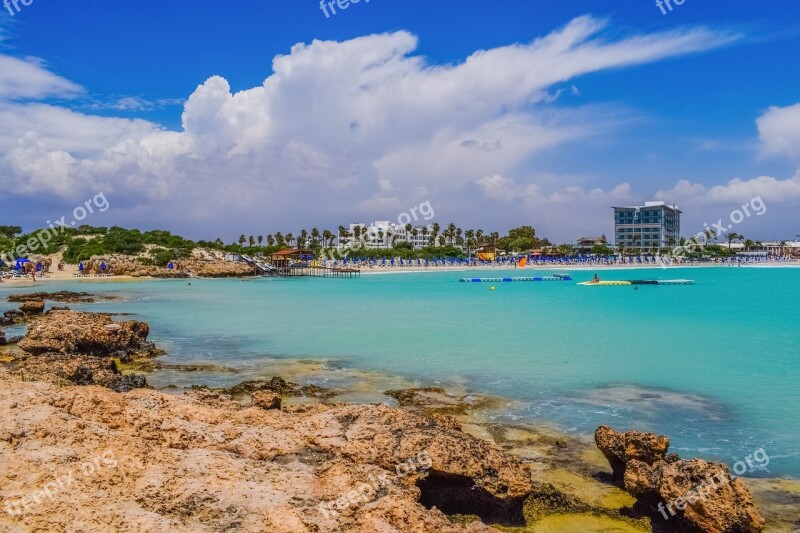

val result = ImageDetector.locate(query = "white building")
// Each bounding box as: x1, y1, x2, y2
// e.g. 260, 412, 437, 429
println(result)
338, 221, 434, 250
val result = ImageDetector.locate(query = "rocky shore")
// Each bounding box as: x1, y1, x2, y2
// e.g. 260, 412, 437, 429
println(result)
0, 291, 791, 532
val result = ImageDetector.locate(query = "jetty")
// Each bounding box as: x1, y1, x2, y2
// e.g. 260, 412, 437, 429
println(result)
460, 275, 572, 283
239, 252, 360, 279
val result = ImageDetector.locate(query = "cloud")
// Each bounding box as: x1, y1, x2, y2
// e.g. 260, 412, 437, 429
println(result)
0, 16, 742, 240
757, 103, 800, 160
656, 174, 800, 205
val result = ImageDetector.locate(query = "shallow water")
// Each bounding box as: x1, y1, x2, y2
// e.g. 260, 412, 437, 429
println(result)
2, 266, 798, 478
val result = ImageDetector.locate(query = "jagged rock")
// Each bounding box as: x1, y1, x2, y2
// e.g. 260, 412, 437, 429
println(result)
18, 310, 157, 358
19, 301, 45, 315
5, 352, 148, 392
0, 329, 5, 346
596, 426, 765, 533
251, 390, 281, 410
594, 425, 669, 481
109, 374, 148, 393
0, 375, 529, 531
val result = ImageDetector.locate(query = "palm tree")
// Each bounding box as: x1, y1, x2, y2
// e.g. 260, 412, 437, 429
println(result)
248, 235, 255, 247
353, 225, 362, 242
475, 229, 484, 246
780, 240, 787, 257
744, 239, 755, 251
338, 225, 348, 245
239, 235, 246, 246
275, 232, 284, 246
257, 235, 263, 246
726, 232, 741, 250
311, 228, 321, 247
465, 229, 475, 256
631, 234, 641, 251
323, 229, 334, 248
431, 223, 440, 246
447, 223, 457, 245
285, 233, 295, 247
421, 226, 429, 247
267, 235, 275, 247
299, 229, 308, 248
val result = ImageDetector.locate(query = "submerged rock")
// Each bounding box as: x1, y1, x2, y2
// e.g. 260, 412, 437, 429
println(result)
224, 377, 335, 399
385, 387, 499, 417
7, 291, 113, 303
595, 426, 765, 533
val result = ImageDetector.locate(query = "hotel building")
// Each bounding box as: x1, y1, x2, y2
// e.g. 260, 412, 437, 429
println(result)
613, 201, 681, 251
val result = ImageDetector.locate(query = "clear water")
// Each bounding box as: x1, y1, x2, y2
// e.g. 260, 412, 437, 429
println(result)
2, 266, 799, 477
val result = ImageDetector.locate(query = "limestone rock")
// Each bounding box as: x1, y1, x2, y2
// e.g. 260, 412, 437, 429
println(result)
595, 426, 765, 533
251, 391, 281, 410
0, 374, 531, 531
18, 310, 157, 358
594, 425, 669, 481
19, 300, 45, 315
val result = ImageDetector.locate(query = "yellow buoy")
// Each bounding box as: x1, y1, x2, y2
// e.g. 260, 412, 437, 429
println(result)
490, 286, 496, 291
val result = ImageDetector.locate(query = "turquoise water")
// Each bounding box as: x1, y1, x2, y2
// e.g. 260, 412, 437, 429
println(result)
2, 267, 799, 477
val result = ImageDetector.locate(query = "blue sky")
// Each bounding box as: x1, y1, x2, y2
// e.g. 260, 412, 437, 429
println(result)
1, 0, 800, 242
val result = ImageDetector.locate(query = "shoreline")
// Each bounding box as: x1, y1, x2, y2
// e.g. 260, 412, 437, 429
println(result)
3, 260, 799, 285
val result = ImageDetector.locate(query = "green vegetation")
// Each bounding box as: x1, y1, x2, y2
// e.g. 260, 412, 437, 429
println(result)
0, 219, 771, 270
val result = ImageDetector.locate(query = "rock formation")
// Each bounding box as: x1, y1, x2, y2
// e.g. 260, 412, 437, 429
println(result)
0, 372, 533, 532
18, 310, 157, 359
595, 426, 765, 533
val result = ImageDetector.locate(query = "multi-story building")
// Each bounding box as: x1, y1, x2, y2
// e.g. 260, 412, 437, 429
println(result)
613, 201, 681, 251
338, 221, 434, 250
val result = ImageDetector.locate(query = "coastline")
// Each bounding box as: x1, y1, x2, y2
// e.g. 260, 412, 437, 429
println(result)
1, 283, 799, 531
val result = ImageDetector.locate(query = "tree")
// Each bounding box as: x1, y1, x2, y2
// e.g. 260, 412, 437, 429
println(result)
726, 232, 741, 250
421, 226, 429, 246
744, 239, 755, 251
257, 235, 263, 246
323, 229, 334, 247
248, 235, 255, 247
239, 235, 246, 246
285, 233, 294, 247
0, 226, 22, 238
299, 229, 308, 248
311, 228, 321, 247
267, 235, 275, 247
275, 232, 284, 245
447, 223, 456, 245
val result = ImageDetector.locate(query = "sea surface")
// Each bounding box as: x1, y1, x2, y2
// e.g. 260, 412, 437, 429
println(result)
3, 266, 799, 478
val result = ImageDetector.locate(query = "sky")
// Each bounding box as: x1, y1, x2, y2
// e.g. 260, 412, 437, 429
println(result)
1, 0, 800, 243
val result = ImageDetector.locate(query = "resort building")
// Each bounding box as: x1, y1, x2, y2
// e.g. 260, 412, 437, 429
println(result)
338, 221, 434, 250
613, 201, 681, 251
574, 236, 607, 253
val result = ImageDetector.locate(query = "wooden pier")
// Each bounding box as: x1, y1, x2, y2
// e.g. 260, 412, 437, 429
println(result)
275, 266, 360, 278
